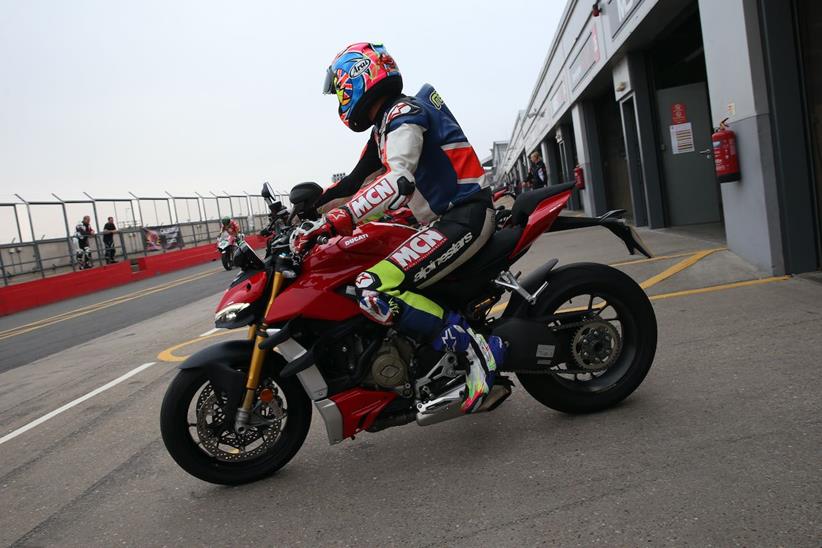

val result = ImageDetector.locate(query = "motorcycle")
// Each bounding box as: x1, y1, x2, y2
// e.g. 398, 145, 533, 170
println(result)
161, 180, 657, 485
217, 232, 243, 271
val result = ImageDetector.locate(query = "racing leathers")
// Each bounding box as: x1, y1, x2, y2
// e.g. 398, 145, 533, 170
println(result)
314, 84, 503, 412
221, 219, 240, 239
75, 221, 94, 249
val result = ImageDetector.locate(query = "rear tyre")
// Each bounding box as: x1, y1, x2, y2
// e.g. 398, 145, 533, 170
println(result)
515, 263, 656, 414
160, 357, 311, 485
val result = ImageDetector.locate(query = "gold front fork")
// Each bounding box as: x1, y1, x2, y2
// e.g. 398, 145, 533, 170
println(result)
239, 271, 285, 415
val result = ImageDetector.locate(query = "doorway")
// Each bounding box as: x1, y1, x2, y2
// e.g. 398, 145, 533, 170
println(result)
596, 94, 633, 220
656, 83, 722, 225
797, 0, 822, 267
619, 96, 648, 226
650, 7, 722, 226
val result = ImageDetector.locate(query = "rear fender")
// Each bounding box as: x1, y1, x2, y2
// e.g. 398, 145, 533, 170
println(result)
548, 213, 653, 258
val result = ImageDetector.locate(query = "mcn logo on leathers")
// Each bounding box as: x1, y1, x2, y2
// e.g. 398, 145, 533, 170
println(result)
390, 230, 446, 269
350, 180, 396, 219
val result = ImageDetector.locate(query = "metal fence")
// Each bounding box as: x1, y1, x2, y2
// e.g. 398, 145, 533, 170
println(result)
0, 188, 291, 286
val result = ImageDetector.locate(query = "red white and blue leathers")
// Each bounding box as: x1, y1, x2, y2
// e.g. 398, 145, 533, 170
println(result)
315, 84, 501, 413
318, 83, 488, 224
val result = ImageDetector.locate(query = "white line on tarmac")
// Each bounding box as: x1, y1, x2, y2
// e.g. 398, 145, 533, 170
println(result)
198, 327, 223, 337
0, 362, 157, 446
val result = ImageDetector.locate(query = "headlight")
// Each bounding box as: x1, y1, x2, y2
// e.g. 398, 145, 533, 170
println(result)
215, 303, 250, 325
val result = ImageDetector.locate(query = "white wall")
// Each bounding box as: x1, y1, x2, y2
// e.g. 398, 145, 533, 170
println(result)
699, 0, 785, 273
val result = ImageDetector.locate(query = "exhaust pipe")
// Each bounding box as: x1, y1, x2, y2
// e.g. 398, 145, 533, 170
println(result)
415, 384, 512, 427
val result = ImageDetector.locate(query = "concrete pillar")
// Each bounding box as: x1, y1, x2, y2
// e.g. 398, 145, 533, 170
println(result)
698, 0, 786, 273
539, 140, 552, 185
544, 137, 562, 186
571, 102, 608, 217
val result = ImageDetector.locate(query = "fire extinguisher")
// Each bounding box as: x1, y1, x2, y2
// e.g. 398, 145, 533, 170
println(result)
712, 118, 740, 183
574, 164, 586, 189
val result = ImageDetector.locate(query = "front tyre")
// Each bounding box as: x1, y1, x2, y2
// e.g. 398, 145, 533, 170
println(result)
160, 358, 311, 485
515, 263, 657, 414
221, 248, 234, 270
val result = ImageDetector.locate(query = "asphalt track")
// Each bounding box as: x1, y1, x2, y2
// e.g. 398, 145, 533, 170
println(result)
0, 227, 820, 546
0, 260, 233, 373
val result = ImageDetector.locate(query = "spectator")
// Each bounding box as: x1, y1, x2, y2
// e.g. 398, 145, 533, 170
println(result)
525, 151, 548, 190
103, 216, 118, 264
74, 215, 95, 269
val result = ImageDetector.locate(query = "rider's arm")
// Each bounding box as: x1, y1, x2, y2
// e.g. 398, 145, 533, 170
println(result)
316, 136, 383, 212
331, 100, 427, 232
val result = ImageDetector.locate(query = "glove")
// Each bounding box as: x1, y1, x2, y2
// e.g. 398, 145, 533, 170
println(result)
290, 207, 354, 254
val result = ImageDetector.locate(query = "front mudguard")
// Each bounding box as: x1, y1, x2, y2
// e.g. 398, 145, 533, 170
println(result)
178, 339, 281, 427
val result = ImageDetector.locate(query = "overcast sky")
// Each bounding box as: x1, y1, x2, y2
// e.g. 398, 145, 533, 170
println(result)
0, 0, 564, 203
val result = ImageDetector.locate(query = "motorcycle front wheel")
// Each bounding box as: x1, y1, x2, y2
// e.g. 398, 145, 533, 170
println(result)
221, 247, 234, 270
515, 263, 657, 414
160, 357, 311, 485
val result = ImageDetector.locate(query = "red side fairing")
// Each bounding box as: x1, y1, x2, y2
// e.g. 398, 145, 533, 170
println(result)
330, 388, 397, 439
215, 270, 268, 313
509, 190, 572, 257
265, 222, 416, 324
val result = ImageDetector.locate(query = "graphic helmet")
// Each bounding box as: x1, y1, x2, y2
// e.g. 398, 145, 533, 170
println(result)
221, 216, 230, 226
323, 42, 402, 132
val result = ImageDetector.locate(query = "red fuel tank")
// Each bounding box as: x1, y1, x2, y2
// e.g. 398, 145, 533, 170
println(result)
265, 222, 416, 324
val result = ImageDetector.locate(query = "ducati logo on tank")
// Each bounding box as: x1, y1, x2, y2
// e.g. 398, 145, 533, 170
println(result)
390, 230, 447, 269
349, 180, 396, 219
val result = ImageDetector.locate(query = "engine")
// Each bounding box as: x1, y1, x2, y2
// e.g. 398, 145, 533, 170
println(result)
366, 336, 413, 393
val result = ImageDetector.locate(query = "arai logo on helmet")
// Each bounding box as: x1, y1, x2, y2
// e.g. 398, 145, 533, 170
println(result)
349, 58, 371, 78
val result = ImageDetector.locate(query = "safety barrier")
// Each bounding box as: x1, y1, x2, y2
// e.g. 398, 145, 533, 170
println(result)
0, 235, 270, 316
1, 189, 291, 286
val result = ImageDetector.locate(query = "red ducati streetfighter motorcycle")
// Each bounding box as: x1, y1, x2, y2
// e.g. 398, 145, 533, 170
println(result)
161, 181, 657, 485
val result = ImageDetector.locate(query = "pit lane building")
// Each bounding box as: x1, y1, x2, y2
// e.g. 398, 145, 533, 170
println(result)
497, 0, 821, 275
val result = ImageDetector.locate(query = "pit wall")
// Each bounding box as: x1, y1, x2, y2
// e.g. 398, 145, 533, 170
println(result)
0, 235, 268, 316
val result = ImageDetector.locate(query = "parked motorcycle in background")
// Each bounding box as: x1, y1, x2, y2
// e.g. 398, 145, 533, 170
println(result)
217, 232, 244, 271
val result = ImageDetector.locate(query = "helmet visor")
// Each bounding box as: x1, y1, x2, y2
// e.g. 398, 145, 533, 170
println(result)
322, 67, 336, 95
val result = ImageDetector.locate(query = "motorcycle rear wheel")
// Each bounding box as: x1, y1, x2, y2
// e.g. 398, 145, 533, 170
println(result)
160, 359, 311, 485
515, 263, 657, 414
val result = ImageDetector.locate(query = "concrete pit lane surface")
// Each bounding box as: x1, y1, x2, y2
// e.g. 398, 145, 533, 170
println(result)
0, 227, 820, 547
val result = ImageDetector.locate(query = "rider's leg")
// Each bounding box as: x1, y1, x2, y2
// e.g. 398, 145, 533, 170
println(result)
355, 196, 500, 412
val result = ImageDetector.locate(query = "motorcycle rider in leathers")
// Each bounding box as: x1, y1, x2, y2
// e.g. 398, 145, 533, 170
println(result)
292, 42, 504, 413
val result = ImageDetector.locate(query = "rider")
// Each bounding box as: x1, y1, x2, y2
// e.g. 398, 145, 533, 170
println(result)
293, 42, 503, 413
220, 216, 241, 239
75, 215, 95, 266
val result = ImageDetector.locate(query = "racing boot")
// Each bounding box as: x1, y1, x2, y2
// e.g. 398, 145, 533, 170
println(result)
433, 313, 503, 413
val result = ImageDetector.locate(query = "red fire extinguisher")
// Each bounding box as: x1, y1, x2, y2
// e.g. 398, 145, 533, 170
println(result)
712, 118, 740, 183
574, 164, 586, 189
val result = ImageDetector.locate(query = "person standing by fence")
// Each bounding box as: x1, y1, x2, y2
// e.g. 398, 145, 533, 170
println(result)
74, 215, 95, 269
103, 216, 118, 264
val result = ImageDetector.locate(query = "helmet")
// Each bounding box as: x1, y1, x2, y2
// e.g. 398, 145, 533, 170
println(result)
323, 42, 402, 132
221, 216, 230, 226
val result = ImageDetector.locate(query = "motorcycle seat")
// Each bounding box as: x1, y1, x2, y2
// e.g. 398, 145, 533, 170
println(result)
509, 182, 576, 227
425, 226, 523, 306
